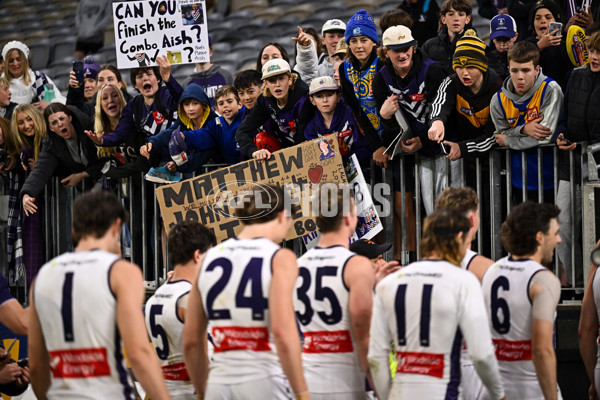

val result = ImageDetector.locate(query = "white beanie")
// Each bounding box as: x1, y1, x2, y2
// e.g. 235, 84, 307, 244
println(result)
2, 41, 30, 61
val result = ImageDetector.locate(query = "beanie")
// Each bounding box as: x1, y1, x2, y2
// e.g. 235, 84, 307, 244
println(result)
2, 41, 30, 61
452, 29, 488, 72
529, 0, 562, 33
83, 56, 100, 80
345, 10, 379, 44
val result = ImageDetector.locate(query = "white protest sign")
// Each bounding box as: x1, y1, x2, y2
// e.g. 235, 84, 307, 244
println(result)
112, 0, 210, 68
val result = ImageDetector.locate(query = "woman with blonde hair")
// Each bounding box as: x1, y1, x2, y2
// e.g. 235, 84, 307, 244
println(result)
1, 41, 66, 109
92, 83, 126, 160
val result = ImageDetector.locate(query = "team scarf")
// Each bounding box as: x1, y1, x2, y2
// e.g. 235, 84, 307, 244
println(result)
344, 56, 383, 136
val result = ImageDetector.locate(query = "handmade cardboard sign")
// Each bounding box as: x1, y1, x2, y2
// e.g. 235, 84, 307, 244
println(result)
156, 134, 347, 243
112, 0, 210, 68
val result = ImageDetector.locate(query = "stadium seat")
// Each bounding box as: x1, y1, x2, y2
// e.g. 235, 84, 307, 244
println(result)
249, 31, 278, 43
48, 58, 73, 82
28, 38, 52, 70
271, 0, 296, 7
211, 42, 232, 55
313, 2, 348, 14
346, 0, 379, 13
268, 15, 301, 32
284, 4, 316, 20
238, 20, 269, 37
219, 30, 247, 46
253, 7, 286, 23
231, 39, 264, 52
50, 37, 77, 64
237, 0, 268, 14
24, 30, 50, 45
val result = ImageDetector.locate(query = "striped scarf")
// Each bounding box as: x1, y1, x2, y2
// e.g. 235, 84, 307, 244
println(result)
344, 57, 383, 136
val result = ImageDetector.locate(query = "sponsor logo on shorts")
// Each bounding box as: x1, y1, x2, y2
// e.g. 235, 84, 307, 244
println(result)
396, 351, 444, 378
49, 348, 111, 379
493, 339, 532, 361
211, 326, 271, 352
303, 330, 354, 353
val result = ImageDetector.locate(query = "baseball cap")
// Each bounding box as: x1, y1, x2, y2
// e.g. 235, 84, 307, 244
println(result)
169, 126, 189, 166
322, 19, 347, 36
349, 239, 392, 259
261, 58, 291, 80
333, 39, 348, 58
382, 25, 418, 50
309, 76, 339, 95
490, 14, 517, 40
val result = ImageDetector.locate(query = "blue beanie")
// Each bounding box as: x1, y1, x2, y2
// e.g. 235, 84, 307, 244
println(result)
345, 9, 378, 44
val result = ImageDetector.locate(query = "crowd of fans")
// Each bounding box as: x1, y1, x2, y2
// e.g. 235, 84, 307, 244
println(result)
0, 0, 599, 293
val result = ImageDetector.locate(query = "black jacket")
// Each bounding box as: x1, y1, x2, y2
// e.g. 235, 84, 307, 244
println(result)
20, 106, 105, 200
507, 0, 539, 41
421, 28, 468, 76
1, 102, 17, 121
398, 0, 440, 46
339, 50, 386, 152
487, 49, 509, 81
557, 66, 600, 180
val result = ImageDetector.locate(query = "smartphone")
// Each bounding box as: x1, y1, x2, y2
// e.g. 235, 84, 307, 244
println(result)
549, 22, 562, 36
17, 358, 28, 368
73, 60, 84, 84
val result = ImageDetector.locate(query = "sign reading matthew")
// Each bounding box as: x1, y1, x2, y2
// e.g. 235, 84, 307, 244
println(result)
112, 0, 210, 68
156, 135, 348, 243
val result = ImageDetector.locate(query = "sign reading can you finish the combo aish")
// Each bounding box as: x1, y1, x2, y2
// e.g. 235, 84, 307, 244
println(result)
112, 0, 210, 68
156, 135, 348, 244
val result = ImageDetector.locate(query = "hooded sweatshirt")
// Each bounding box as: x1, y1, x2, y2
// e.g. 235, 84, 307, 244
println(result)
235, 77, 310, 158
490, 68, 563, 189
304, 97, 370, 162
184, 64, 234, 109
148, 83, 216, 169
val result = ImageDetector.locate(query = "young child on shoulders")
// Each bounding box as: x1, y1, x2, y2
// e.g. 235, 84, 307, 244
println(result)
180, 85, 244, 165
304, 76, 370, 166
422, 0, 473, 75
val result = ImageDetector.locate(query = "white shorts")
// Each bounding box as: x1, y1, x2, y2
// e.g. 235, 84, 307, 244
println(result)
205, 375, 293, 400
309, 392, 365, 400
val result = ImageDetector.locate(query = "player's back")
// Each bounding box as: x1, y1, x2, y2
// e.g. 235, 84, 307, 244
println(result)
373, 259, 488, 399
34, 249, 134, 399
295, 245, 364, 396
481, 256, 546, 391
198, 237, 282, 384
145, 279, 194, 399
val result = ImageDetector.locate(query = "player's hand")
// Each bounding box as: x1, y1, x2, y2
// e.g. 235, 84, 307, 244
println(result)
166, 161, 176, 172
15, 366, 29, 387
0, 363, 21, 384
140, 143, 152, 159
69, 71, 81, 88
372, 146, 390, 168
291, 26, 313, 47
379, 94, 400, 120
157, 55, 172, 82
495, 133, 507, 146
375, 260, 401, 286
61, 172, 85, 188
556, 133, 576, 151
252, 149, 272, 162
521, 116, 552, 140
428, 120, 445, 142
85, 130, 104, 146
400, 137, 422, 153
22, 194, 37, 216
444, 140, 461, 161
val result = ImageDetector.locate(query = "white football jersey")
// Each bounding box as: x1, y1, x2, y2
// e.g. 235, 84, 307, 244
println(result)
295, 245, 364, 393
145, 279, 194, 398
34, 250, 134, 399
198, 237, 283, 384
481, 257, 546, 381
461, 249, 478, 270
369, 260, 496, 399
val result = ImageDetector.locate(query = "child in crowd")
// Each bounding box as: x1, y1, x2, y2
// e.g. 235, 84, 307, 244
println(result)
140, 83, 216, 181
399, 0, 440, 45
236, 58, 310, 160
0, 77, 16, 120
184, 36, 234, 110
317, 19, 347, 76
487, 14, 519, 80
304, 76, 370, 166
526, 0, 572, 90
491, 41, 563, 201
234, 69, 262, 113
67, 56, 101, 117
180, 85, 244, 165
379, 8, 413, 33
83, 56, 100, 102
339, 9, 387, 168
422, 0, 473, 75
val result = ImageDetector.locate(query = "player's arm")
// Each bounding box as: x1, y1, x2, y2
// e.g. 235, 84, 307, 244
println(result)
270, 248, 308, 399
467, 255, 494, 283
183, 267, 209, 397
28, 286, 50, 400
530, 270, 561, 400
0, 300, 28, 336
459, 274, 505, 400
345, 256, 375, 377
368, 284, 393, 400
579, 265, 599, 397
111, 260, 170, 400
